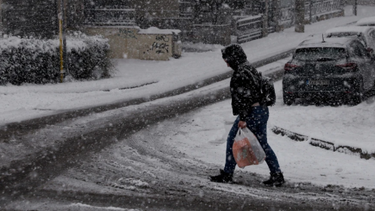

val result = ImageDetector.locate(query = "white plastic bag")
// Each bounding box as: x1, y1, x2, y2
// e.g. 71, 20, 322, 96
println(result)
232, 127, 266, 168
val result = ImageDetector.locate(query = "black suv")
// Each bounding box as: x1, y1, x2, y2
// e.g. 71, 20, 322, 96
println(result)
283, 36, 375, 105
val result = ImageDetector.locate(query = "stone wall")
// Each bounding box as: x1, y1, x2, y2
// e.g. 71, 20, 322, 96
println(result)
84, 26, 181, 61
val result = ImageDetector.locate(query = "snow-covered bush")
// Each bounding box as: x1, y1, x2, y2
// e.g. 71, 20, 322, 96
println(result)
0, 34, 111, 85
65, 32, 111, 81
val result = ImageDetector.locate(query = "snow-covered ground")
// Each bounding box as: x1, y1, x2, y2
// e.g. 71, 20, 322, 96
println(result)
163, 79, 375, 189
1, 5, 375, 192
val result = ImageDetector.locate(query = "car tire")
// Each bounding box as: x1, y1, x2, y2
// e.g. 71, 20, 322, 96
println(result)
348, 79, 364, 105
350, 93, 363, 105
283, 95, 294, 106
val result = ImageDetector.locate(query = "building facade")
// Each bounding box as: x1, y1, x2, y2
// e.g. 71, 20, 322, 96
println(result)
0, 0, 345, 44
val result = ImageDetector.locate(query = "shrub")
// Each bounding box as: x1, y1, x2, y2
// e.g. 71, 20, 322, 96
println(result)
65, 32, 111, 80
0, 33, 111, 85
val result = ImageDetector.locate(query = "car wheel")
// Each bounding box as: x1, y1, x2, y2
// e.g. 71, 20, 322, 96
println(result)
350, 93, 363, 105
283, 95, 294, 105
348, 79, 364, 105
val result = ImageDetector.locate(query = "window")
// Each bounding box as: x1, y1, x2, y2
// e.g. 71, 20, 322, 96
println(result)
294, 47, 346, 61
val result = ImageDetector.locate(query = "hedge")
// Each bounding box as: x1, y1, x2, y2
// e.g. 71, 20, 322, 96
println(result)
0, 33, 111, 85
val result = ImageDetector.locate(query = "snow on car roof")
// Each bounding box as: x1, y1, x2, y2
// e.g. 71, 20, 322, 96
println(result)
356, 16, 375, 26
325, 25, 373, 35
297, 36, 353, 49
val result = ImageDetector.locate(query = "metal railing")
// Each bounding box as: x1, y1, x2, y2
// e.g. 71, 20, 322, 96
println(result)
280, 0, 343, 27
345, 0, 375, 5
305, 0, 342, 19
235, 15, 263, 43
235, 14, 277, 44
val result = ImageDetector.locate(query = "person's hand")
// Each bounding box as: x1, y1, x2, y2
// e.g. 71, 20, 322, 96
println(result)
238, 121, 247, 129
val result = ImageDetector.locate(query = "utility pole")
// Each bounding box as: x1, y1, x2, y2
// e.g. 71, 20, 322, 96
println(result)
309, 0, 312, 23
59, 12, 64, 83
274, 0, 282, 32
58, 0, 64, 83
353, 0, 357, 16
58, 0, 67, 83
295, 0, 305, 33
262, 0, 269, 37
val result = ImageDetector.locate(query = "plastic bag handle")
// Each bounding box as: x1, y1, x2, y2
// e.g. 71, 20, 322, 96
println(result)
239, 127, 251, 134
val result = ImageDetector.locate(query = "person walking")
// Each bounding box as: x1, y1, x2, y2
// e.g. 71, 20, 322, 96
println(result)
210, 44, 285, 187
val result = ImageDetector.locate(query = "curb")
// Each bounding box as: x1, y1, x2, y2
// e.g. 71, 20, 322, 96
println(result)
271, 126, 375, 160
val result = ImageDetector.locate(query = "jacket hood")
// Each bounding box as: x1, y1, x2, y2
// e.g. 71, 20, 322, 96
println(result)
221, 44, 248, 70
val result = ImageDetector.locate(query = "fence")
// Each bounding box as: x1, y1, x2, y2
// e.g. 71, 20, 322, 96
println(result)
234, 15, 276, 44
358, 0, 375, 5
234, 15, 263, 43
84, 9, 136, 26
280, 0, 343, 28
345, 0, 375, 5
234, 0, 342, 44
305, 0, 343, 21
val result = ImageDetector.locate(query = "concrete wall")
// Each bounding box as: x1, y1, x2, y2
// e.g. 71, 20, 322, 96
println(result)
84, 26, 181, 61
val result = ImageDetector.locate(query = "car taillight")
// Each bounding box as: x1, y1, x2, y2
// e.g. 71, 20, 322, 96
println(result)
336, 63, 357, 71
284, 63, 300, 72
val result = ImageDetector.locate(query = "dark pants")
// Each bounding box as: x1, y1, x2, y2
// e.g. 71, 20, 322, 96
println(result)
223, 106, 281, 174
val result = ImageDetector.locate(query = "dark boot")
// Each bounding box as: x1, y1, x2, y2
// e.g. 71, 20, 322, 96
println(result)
210, 169, 233, 183
263, 172, 285, 187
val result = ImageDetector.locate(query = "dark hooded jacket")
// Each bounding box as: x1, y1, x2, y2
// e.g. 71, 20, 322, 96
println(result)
222, 44, 262, 121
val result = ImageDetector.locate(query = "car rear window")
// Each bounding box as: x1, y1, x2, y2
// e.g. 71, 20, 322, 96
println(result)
294, 47, 346, 61
328, 32, 358, 37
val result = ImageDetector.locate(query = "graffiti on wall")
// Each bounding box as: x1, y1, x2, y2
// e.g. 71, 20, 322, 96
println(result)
144, 35, 170, 55
156, 35, 170, 42
152, 42, 169, 54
